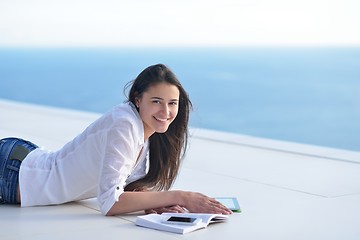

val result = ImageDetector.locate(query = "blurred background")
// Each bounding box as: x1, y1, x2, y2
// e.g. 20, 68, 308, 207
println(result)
0, 0, 359, 151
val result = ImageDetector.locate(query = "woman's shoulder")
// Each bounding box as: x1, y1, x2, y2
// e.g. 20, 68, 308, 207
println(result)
100, 102, 143, 131
103, 102, 144, 142
111, 102, 140, 121
90, 102, 142, 133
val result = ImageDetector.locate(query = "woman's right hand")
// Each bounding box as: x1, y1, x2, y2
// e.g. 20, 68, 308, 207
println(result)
179, 191, 232, 215
145, 205, 186, 214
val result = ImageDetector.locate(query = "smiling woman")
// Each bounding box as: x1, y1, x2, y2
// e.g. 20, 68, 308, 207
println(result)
135, 83, 180, 139
0, 63, 233, 217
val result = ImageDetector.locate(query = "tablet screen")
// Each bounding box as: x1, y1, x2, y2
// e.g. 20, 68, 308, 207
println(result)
215, 197, 241, 212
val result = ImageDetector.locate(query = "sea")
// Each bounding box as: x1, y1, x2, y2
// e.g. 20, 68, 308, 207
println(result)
0, 47, 359, 151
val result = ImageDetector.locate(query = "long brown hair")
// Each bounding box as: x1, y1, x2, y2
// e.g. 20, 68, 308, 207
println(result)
124, 64, 192, 191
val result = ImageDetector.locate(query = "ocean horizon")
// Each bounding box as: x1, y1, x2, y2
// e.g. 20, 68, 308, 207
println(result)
1, 47, 359, 151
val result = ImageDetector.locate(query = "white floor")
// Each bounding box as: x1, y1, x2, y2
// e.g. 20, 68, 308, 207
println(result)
1, 99, 360, 240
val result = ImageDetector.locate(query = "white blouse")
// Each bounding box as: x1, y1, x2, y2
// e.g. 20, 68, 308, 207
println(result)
19, 102, 149, 215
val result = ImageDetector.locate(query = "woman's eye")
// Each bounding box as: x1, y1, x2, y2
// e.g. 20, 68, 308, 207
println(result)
152, 100, 161, 104
169, 102, 178, 106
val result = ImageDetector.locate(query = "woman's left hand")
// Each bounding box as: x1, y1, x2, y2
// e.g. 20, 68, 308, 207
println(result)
145, 205, 186, 214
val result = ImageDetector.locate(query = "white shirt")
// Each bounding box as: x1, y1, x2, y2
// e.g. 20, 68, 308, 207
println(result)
19, 102, 149, 215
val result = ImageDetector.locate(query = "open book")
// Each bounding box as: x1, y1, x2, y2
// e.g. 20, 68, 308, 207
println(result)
135, 212, 228, 234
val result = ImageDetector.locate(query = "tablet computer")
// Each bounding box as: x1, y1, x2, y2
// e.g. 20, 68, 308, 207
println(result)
215, 197, 241, 212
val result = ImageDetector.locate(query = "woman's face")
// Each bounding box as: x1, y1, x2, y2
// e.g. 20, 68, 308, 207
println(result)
136, 82, 180, 140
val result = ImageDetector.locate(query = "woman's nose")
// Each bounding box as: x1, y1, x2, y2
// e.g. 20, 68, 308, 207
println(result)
161, 104, 170, 115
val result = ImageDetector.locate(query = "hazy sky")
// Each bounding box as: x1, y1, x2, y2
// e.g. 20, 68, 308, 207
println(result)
0, 0, 359, 47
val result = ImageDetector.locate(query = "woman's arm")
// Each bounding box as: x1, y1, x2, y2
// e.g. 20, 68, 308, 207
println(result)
106, 190, 232, 216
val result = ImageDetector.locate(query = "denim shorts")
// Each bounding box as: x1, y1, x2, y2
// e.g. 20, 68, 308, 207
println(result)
0, 138, 38, 204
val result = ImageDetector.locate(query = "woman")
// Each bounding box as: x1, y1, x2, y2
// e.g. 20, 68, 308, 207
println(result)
0, 64, 232, 216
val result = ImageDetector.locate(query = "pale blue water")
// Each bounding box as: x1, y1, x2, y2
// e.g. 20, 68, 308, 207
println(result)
0, 47, 359, 151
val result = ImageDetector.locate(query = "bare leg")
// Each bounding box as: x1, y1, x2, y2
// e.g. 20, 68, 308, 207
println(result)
17, 183, 21, 204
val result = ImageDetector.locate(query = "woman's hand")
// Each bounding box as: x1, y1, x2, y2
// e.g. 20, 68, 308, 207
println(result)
180, 191, 232, 215
145, 205, 186, 214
